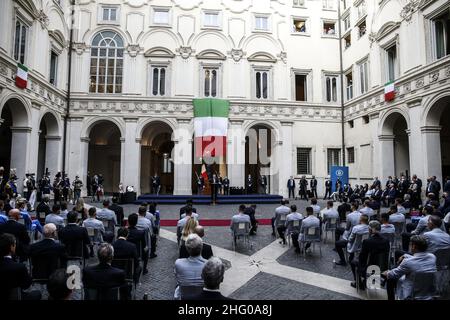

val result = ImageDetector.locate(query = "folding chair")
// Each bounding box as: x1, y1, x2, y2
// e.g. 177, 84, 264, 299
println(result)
285, 219, 301, 247
380, 232, 395, 269
231, 221, 252, 251
322, 217, 339, 243
112, 258, 136, 300
299, 226, 321, 260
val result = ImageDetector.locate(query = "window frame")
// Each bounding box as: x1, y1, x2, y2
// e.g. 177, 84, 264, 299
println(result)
98, 5, 120, 25
292, 0, 306, 8
202, 10, 222, 29
13, 16, 30, 65
253, 14, 271, 33
252, 67, 272, 100
347, 147, 355, 164
200, 63, 222, 98
291, 68, 312, 102
323, 73, 340, 103
327, 148, 341, 174
49, 51, 59, 86
151, 6, 171, 27
322, 0, 336, 11
291, 16, 310, 36
322, 20, 337, 38
149, 63, 170, 97
297, 147, 312, 175
358, 58, 369, 95
345, 69, 353, 101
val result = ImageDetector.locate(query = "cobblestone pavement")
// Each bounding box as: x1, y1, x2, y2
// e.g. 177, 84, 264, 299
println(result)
32, 199, 398, 300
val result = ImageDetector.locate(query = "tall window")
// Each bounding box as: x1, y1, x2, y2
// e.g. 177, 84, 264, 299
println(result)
345, 72, 353, 100
325, 75, 338, 102
89, 31, 124, 94
327, 148, 341, 174
297, 148, 312, 175
203, 68, 218, 97
255, 70, 269, 99
343, 15, 350, 31
386, 44, 397, 82
357, 1, 367, 19
151, 66, 166, 96
14, 19, 28, 64
49, 51, 58, 85
433, 11, 450, 59
295, 74, 307, 101
347, 147, 355, 164
359, 60, 369, 94
255, 16, 269, 31
357, 19, 366, 38
102, 6, 118, 22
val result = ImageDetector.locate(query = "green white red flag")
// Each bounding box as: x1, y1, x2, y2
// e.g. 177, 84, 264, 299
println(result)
384, 81, 395, 101
193, 98, 229, 158
15, 63, 28, 89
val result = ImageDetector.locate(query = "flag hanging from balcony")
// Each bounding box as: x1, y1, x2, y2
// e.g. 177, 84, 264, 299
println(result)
193, 98, 229, 158
384, 81, 395, 101
15, 63, 28, 89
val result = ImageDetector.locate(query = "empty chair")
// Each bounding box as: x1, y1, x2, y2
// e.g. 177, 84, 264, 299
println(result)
434, 248, 450, 295
231, 221, 251, 251
180, 285, 204, 300
322, 217, 339, 243
409, 272, 437, 300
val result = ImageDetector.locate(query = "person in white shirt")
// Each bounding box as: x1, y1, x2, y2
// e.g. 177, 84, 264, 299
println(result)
310, 198, 321, 217
334, 214, 369, 266
272, 200, 290, 236
320, 200, 339, 221
359, 200, 375, 219
380, 212, 396, 234
298, 207, 320, 253
388, 205, 406, 224
286, 204, 303, 253
45, 204, 65, 228
96, 199, 117, 226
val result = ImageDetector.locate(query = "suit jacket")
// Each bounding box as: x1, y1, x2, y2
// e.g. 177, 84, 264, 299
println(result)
444, 180, 450, 193
127, 227, 147, 257
113, 238, 139, 266
310, 179, 317, 189
190, 289, 233, 300
179, 242, 213, 260
179, 205, 197, 218
58, 223, 91, 258
424, 228, 450, 253
83, 262, 127, 289
0, 257, 32, 300
28, 238, 68, 279
110, 203, 124, 224
0, 220, 30, 258
358, 234, 390, 270
325, 180, 331, 189
287, 179, 295, 189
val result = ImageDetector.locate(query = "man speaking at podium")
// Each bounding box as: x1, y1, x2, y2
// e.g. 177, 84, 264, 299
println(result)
210, 173, 220, 205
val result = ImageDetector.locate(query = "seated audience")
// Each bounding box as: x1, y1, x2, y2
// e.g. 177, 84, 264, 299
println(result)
127, 213, 149, 275
112, 227, 141, 284
423, 215, 450, 253
286, 204, 303, 253
380, 212, 395, 235
190, 257, 232, 300
58, 211, 91, 259
0, 209, 30, 261
334, 214, 369, 266
180, 225, 213, 260
298, 206, 320, 253
45, 204, 65, 228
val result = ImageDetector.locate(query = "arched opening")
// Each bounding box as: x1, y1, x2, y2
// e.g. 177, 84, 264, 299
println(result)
140, 121, 174, 194
245, 124, 275, 194
425, 95, 450, 180
0, 98, 29, 182
37, 113, 60, 179
380, 112, 410, 178
87, 121, 121, 194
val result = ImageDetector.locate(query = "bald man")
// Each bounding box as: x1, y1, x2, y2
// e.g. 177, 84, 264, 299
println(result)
179, 225, 213, 260
28, 223, 67, 279
0, 209, 30, 261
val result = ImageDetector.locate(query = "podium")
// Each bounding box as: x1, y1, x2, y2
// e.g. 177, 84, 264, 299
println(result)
119, 192, 136, 204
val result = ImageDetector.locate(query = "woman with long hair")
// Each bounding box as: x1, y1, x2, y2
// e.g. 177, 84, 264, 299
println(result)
75, 197, 87, 221
181, 217, 198, 242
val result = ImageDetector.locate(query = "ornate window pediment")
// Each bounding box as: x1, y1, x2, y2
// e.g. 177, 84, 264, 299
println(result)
144, 47, 175, 58
247, 52, 277, 63
375, 21, 401, 41
48, 30, 66, 49
196, 49, 226, 60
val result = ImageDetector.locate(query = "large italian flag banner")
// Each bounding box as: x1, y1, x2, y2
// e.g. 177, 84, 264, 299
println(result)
384, 81, 395, 101
193, 98, 230, 158
15, 63, 28, 89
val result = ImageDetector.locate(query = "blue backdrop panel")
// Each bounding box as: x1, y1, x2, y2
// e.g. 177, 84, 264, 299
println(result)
330, 166, 349, 192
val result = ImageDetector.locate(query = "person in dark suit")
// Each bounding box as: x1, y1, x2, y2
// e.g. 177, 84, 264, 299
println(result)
0, 209, 30, 261
28, 223, 68, 280
110, 197, 124, 226
58, 211, 91, 259
299, 176, 308, 200
287, 176, 295, 199
222, 176, 230, 195
36, 195, 51, 224
244, 204, 258, 235
0, 233, 41, 300
190, 257, 232, 300
47, 268, 73, 300
180, 199, 197, 219
83, 243, 127, 299
337, 198, 351, 222
444, 176, 450, 193
350, 221, 390, 289
246, 174, 253, 194
113, 227, 141, 281
324, 177, 332, 199
310, 176, 318, 199
151, 173, 161, 195
371, 177, 381, 190
179, 226, 213, 260
127, 213, 149, 275
259, 175, 267, 194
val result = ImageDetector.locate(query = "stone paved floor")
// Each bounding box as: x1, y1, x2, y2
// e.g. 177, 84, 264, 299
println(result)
31, 198, 406, 300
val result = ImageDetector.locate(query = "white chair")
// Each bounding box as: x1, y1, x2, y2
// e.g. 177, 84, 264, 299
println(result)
285, 219, 302, 247
322, 217, 339, 243
299, 226, 321, 260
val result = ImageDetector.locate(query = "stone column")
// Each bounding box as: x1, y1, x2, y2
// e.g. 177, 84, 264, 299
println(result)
407, 98, 424, 179
378, 134, 395, 182
227, 120, 245, 188
421, 125, 442, 183
28, 104, 41, 175
122, 118, 140, 194
45, 136, 62, 175
369, 112, 380, 179
173, 119, 192, 195
277, 121, 294, 197
10, 126, 31, 194
66, 117, 85, 193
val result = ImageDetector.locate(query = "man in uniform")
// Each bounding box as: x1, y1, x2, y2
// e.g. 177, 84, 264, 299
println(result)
151, 172, 161, 195
246, 174, 253, 194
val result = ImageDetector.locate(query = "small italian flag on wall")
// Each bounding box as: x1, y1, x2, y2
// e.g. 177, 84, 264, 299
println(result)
15, 63, 28, 89
193, 98, 230, 158
384, 81, 395, 101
